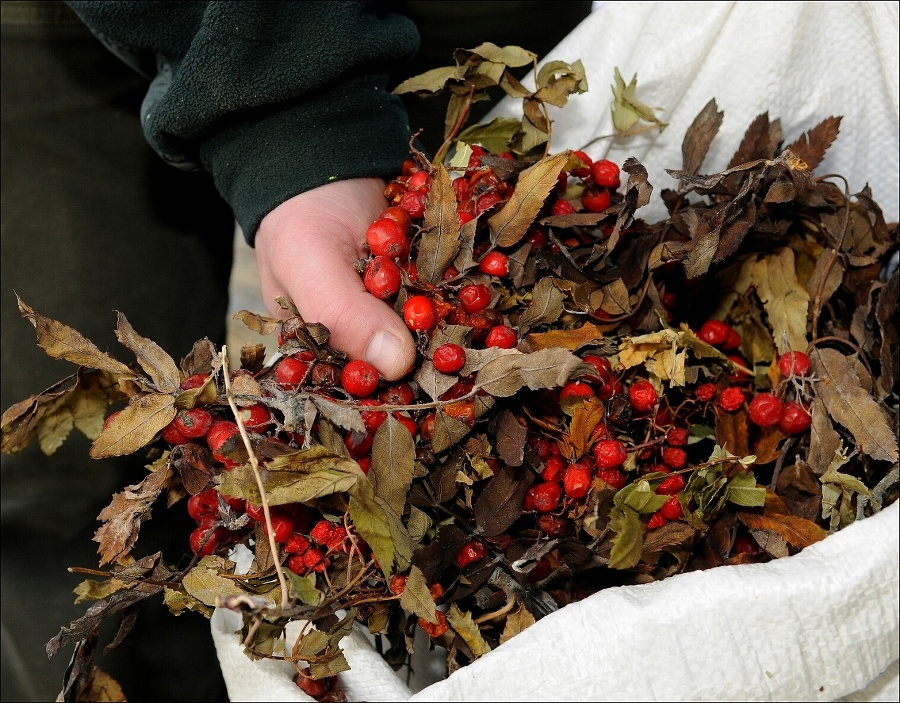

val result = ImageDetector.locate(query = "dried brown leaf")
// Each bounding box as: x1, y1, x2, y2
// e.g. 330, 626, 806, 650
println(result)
474, 466, 534, 536
371, 414, 416, 516
115, 313, 181, 393
681, 98, 723, 179
737, 512, 827, 549
494, 410, 527, 467
89, 393, 176, 459
474, 348, 584, 397
784, 116, 842, 171
525, 322, 605, 351
418, 165, 461, 284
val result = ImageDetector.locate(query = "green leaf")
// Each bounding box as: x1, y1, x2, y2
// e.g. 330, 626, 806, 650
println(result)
456, 117, 521, 155
616, 480, 669, 515
400, 565, 438, 624
726, 470, 766, 507
610, 67, 667, 134
392, 65, 462, 95
608, 506, 644, 569
287, 571, 322, 606
182, 556, 244, 607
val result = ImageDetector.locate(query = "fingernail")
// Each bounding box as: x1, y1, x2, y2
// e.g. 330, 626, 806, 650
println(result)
365, 330, 407, 379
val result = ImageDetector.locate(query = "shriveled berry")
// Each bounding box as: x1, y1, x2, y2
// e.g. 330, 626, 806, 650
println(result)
485, 325, 517, 349
286, 554, 309, 576
666, 427, 690, 446
563, 462, 592, 499
418, 611, 449, 639
541, 456, 566, 482
537, 514, 570, 537
379, 381, 415, 405
747, 392, 784, 428
388, 573, 408, 595
458, 283, 491, 313
718, 386, 745, 412
341, 360, 379, 397
302, 546, 330, 572
295, 670, 331, 699
455, 539, 488, 569
399, 190, 426, 219
778, 401, 811, 435
550, 198, 576, 216
695, 382, 718, 402
661, 446, 688, 470
402, 295, 437, 332
432, 343, 466, 374
310, 520, 335, 546
478, 251, 509, 277
628, 380, 658, 414
593, 439, 628, 469
284, 533, 311, 555
778, 351, 812, 378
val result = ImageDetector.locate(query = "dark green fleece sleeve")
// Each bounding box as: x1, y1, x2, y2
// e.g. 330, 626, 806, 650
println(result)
66, 1, 420, 245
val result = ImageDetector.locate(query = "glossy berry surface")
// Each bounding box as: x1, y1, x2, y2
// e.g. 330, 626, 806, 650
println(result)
747, 393, 784, 427
485, 325, 517, 349
593, 439, 628, 469
697, 320, 731, 346
432, 343, 466, 374
478, 251, 509, 277
563, 462, 592, 499
364, 256, 402, 300
458, 283, 491, 313
341, 360, 379, 397
590, 159, 620, 188
778, 401, 811, 435
366, 217, 409, 260
529, 481, 562, 513
455, 539, 488, 569
628, 380, 658, 413
275, 355, 309, 390
402, 295, 437, 332
581, 185, 611, 213
778, 351, 811, 378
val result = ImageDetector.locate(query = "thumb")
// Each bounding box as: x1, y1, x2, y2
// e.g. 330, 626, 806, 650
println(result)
254, 179, 417, 381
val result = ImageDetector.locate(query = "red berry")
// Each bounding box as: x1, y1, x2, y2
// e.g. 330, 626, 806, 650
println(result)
458, 283, 491, 313
596, 468, 627, 490
723, 327, 742, 350
207, 420, 239, 452
526, 225, 548, 249
590, 159, 620, 188
485, 325, 517, 349
628, 380, 658, 414
478, 251, 509, 277
570, 150, 593, 178
661, 446, 688, 470
285, 533, 311, 554
189, 524, 224, 556
718, 386, 745, 412
364, 256, 402, 300
581, 185, 611, 213
379, 381, 415, 405
732, 533, 760, 555
728, 354, 751, 382
747, 392, 784, 428
302, 546, 330, 572
393, 412, 418, 437
366, 217, 410, 260
238, 403, 271, 432
173, 407, 213, 439
402, 295, 437, 333
563, 462, 592, 499
418, 610, 449, 639
778, 351, 812, 378
275, 354, 310, 390
559, 381, 595, 401
407, 169, 429, 191
593, 439, 628, 469
344, 429, 373, 458
432, 343, 466, 374
659, 495, 684, 520
475, 192, 504, 215
187, 489, 220, 522
359, 399, 388, 433
778, 401, 811, 435
647, 511, 668, 530
388, 573, 408, 595
286, 554, 309, 575
695, 382, 718, 402
697, 320, 730, 347
161, 421, 189, 446
399, 190, 427, 219
581, 355, 613, 385
310, 520, 335, 546
379, 205, 412, 233
295, 671, 331, 699
180, 373, 209, 390
442, 264, 461, 281
550, 198, 576, 216
529, 481, 562, 513
666, 427, 689, 446
341, 360, 379, 397
455, 539, 488, 569
244, 500, 265, 521
656, 474, 686, 496
541, 456, 566, 482
263, 513, 295, 543
326, 525, 348, 552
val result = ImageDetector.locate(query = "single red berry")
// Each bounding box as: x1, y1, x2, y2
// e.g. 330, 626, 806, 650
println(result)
418, 611, 449, 639
399, 190, 426, 219
379, 381, 415, 405
244, 500, 265, 522
478, 251, 509, 277
475, 192, 504, 215
659, 495, 684, 520
207, 420, 239, 452
593, 439, 628, 469
189, 524, 224, 556
778, 351, 812, 378
485, 325, 517, 349
302, 546, 330, 572
364, 255, 402, 300
238, 403, 271, 432
295, 671, 330, 699
529, 481, 562, 513
432, 343, 466, 374
718, 386, 746, 412
366, 217, 410, 260
455, 539, 488, 569
344, 430, 373, 458
695, 382, 718, 402
747, 392, 784, 428
402, 295, 438, 333
393, 412, 418, 436
628, 380, 658, 414
357, 455, 372, 474
379, 205, 412, 233
173, 407, 213, 439
310, 520, 335, 546
581, 185, 611, 213
407, 169, 430, 191
732, 533, 760, 555
596, 468, 627, 490
541, 456, 566, 482
458, 283, 491, 313
286, 554, 309, 576
284, 533, 311, 555
187, 489, 220, 522
526, 225, 548, 249
388, 573, 408, 595
647, 511, 669, 530
666, 427, 690, 446
697, 320, 731, 347
597, 378, 624, 401
661, 446, 688, 470
275, 354, 310, 390
400, 259, 419, 283
263, 513, 295, 543
723, 327, 742, 350
419, 412, 436, 441
161, 421, 189, 446
778, 401, 812, 435
442, 264, 461, 281
359, 399, 388, 433
570, 150, 593, 178
326, 525, 348, 552
559, 381, 595, 401
550, 198, 576, 216
180, 373, 209, 390
581, 355, 613, 385
656, 474, 686, 495
563, 462, 592, 499
590, 159, 621, 188
341, 359, 379, 397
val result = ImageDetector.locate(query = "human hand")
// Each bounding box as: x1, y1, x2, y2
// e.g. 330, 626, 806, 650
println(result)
254, 178, 417, 381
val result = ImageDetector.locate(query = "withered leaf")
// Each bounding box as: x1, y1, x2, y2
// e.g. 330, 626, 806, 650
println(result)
431, 410, 473, 454
474, 466, 534, 536
89, 393, 176, 459
392, 65, 462, 95
728, 112, 782, 168
474, 348, 584, 397
182, 556, 243, 607
233, 310, 281, 336
456, 117, 521, 156
180, 338, 218, 377
566, 397, 605, 460
115, 313, 181, 393
494, 409, 527, 467
311, 395, 365, 435
371, 414, 416, 516
525, 322, 605, 351
737, 512, 827, 549
446, 604, 492, 658
681, 98, 724, 179
239, 343, 267, 373
641, 521, 696, 560
784, 116, 842, 171
418, 164, 461, 284
399, 565, 438, 624
499, 604, 535, 645
811, 348, 899, 463
94, 462, 173, 565
17, 296, 135, 379
490, 151, 571, 247
714, 405, 750, 460
751, 248, 810, 355
170, 443, 216, 495
83, 667, 127, 703
415, 361, 459, 402
516, 277, 567, 334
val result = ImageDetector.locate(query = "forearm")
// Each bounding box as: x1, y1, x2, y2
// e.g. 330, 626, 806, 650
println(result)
66, 1, 419, 243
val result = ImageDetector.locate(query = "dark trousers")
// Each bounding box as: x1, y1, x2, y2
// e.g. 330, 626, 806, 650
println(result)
1, 3, 233, 700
